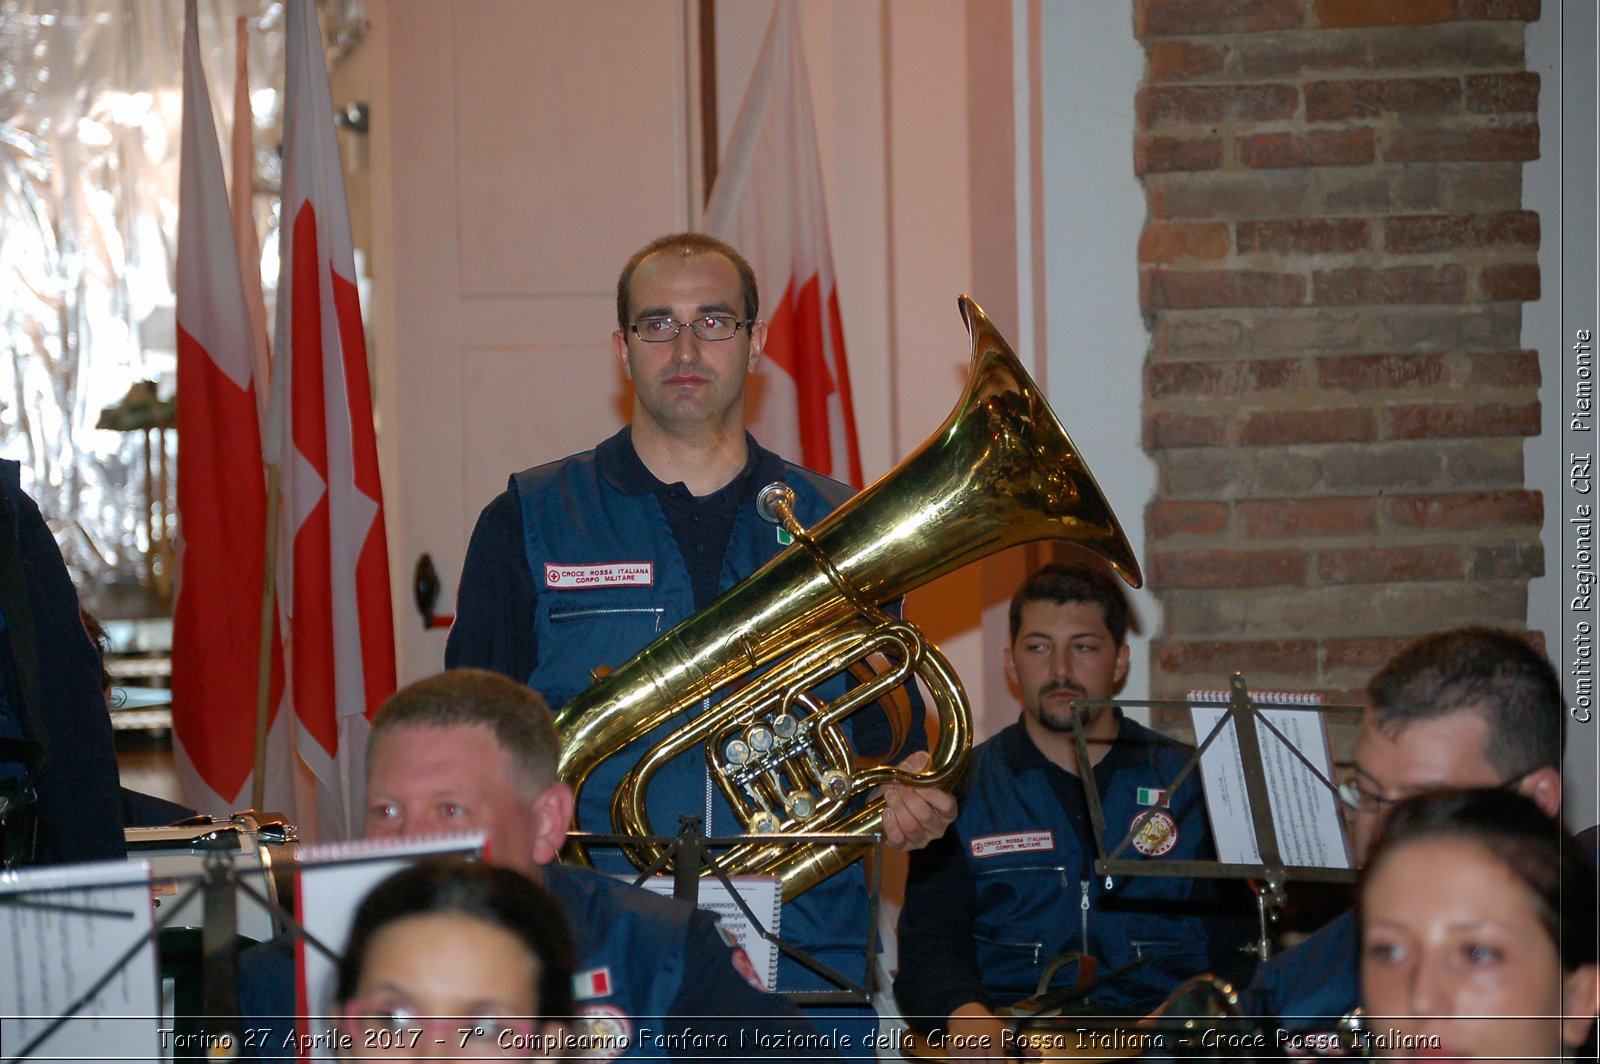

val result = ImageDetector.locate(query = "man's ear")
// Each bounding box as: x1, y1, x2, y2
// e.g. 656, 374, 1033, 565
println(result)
530, 782, 576, 867
1516, 765, 1563, 819
1561, 963, 1599, 1049
613, 329, 632, 379
746, 319, 767, 372
1002, 645, 1018, 689
1113, 643, 1131, 692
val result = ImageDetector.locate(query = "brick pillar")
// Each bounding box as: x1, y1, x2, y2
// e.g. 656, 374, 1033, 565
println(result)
1134, 0, 1544, 717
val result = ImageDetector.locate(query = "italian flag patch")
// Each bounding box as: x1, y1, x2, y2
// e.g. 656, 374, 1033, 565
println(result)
1136, 787, 1166, 806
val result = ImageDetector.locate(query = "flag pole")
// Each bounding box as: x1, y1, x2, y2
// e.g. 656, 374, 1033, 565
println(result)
698, 0, 718, 203
251, 463, 280, 812
233, 12, 280, 815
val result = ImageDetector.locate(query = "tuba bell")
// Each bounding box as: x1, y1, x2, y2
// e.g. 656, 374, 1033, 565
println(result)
555, 295, 1142, 899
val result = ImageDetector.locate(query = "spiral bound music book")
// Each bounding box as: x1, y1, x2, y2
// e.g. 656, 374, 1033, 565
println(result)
1187, 689, 1352, 870
293, 833, 487, 1061
625, 874, 783, 991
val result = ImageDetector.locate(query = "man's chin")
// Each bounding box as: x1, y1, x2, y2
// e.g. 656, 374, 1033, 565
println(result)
1036, 700, 1094, 734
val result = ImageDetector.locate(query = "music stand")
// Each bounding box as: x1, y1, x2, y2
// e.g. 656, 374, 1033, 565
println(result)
1071, 674, 1360, 968
572, 821, 885, 1007
0, 855, 278, 1064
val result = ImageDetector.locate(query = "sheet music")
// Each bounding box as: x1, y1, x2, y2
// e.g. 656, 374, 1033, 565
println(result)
623, 875, 783, 991
1188, 692, 1352, 869
294, 833, 486, 1062
0, 859, 162, 1064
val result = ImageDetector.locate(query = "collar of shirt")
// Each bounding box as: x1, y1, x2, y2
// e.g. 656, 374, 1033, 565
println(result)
595, 425, 779, 511
1001, 708, 1145, 786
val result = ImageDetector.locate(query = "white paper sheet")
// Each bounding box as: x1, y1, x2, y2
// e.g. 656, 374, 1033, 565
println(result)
1188, 692, 1352, 870
293, 833, 487, 1062
0, 859, 162, 1064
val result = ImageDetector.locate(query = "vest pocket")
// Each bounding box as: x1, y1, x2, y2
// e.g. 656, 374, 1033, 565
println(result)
548, 605, 666, 629
534, 605, 667, 706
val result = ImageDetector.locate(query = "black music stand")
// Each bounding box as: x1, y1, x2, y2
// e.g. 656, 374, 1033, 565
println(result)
572, 821, 885, 1008
1073, 673, 1360, 960
0, 854, 280, 1064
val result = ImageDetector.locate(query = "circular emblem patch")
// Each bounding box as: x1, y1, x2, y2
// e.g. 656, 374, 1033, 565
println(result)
1130, 809, 1179, 857
571, 1004, 631, 1059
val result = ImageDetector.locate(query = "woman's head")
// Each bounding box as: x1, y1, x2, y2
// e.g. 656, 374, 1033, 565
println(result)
1359, 789, 1598, 1061
336, 858, 576, 1058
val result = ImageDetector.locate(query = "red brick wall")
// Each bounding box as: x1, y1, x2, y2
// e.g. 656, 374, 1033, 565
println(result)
1134, 0, 1544, 711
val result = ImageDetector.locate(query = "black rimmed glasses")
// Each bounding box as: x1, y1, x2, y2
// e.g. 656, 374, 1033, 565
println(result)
1336, 766, 1537, 814
628, 314, 750, 343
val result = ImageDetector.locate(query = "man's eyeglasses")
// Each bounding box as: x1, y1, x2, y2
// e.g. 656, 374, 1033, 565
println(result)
629, 315, 750, 343
1336, 767, 1536, 814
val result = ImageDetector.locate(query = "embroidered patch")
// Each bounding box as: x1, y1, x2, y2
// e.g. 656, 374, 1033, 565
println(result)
573, 966, 613, 1000
969, 830, 1054, 858
776, 527, 794, 545
544, 562, 653, 589
570, 1003, 631, 1058
1136, 786, 1166, 807
1130, 809, 1179, 857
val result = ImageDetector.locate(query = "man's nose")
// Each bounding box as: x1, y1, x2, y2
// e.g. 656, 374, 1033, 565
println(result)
670, 327, 701, 361
1050, 648, 1074, 680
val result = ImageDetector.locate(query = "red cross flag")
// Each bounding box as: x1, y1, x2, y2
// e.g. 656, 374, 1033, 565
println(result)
703, 0, 863, 488
267, 0, 397, 841
171, 0, 287, 815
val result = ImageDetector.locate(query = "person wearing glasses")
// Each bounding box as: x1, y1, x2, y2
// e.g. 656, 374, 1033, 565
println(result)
336, 858, 577, 1060
445, 232, 955, 1056
1239, 625, 1567, 1035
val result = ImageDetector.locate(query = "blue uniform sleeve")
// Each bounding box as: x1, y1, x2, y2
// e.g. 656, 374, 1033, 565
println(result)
893, 826, 989, 1029
665, 909, 840, 1060
444, 487, 538, 681
6, 481, 125, 863
237, 934, 296, 1062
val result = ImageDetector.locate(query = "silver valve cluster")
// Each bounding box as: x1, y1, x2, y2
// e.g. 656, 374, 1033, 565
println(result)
723, 711, 831, 832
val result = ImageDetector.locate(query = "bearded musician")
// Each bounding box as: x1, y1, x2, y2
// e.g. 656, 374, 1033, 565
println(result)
895, 562, 1256, 1055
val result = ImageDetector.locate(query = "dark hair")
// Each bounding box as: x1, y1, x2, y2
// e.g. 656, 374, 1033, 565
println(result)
615, 232, 759, 329
336, 857, 577, 1018
78, 608, 120, 707
1360, 788, 1597, 972
1366, 627, 1563, 780
369, 669, 561, 794
1008, 562, 1131, 646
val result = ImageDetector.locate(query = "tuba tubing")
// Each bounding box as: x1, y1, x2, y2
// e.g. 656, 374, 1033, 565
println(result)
555, 295, 1142, 899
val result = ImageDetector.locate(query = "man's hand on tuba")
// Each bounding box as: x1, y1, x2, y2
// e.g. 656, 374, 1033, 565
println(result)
880, 750, 960, 851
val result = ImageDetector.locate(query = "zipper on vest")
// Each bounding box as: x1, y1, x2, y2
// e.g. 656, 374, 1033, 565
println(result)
701, 695, 714, 833
1079, 878, 1091, 952
548, 606, 666, 625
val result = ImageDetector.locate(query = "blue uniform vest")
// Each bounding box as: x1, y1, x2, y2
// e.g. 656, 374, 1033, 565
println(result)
513, 445, 875, 991
544, 863, 690, 1052
1237, 909, 1357, 1027
955, 719, 1214, 1011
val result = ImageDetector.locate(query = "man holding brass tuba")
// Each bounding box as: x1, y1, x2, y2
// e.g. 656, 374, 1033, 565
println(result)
895, 563, 1254, 1053
446, 233, 956, 1046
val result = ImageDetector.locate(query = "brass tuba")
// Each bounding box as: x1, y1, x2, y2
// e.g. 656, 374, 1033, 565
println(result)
555, 295, 1142, 899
